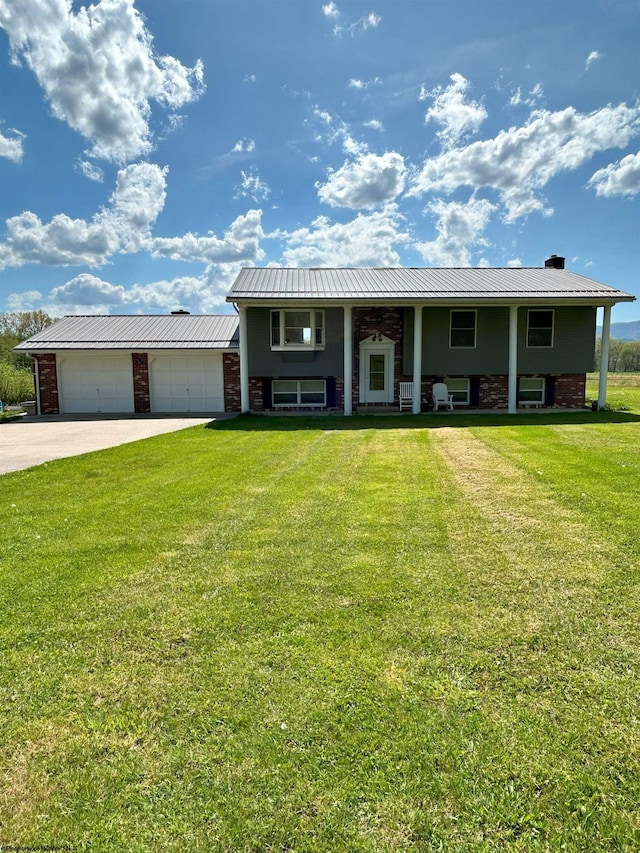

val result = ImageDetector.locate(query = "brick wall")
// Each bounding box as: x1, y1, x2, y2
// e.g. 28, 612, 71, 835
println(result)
249, 377, 264, 411
480, 375, 509, 408
555, 373, 586, 408
132, 353, 150, 413
223, 352, 241, 412
35, 354, 59, 414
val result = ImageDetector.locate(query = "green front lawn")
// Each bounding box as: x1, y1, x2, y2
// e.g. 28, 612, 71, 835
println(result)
1, 404, 639, 851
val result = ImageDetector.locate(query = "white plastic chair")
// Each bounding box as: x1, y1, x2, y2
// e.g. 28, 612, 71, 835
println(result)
433, 382, 454, 411
398, 381, 413, 411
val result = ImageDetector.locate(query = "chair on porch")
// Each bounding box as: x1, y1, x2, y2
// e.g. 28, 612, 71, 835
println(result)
432, 382, 454, 412
398, 381, 414, 411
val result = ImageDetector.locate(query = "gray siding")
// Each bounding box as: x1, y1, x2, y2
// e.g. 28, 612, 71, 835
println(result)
518, 307, 596, 373
246, 307, 344, 377
403, 306, 596, 374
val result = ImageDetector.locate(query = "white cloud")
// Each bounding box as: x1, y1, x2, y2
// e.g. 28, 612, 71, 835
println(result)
244, 73, 257, 84
234, 167, 271, 202
585, 50, 603, 71
77, 160, 104, 182
510, 84, 544, 108
322, 2, 340, 18
151, 209, 264, 263
231, 138, 256, 153
314, 107, 335, 125
420, 73, 487, 149
5, 289, 42, 311
364, 119, 384, 132
275, 204, 409, 267
0, 0, 205, 162
317, 151, 406, 208
10, 259, 253, 315
410, 102, 640, 221
415, 197, 496, 266
349, 76, 381, 91
0, 126, 25, 162
507, 258, 522, 267
50, 273, 126, 305
342, 134, 368, 156
588, 151, 640, 197
332, 9, 381, 36
0, 162, 168, 268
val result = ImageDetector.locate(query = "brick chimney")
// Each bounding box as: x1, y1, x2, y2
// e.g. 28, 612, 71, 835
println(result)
544, 254, 565, 269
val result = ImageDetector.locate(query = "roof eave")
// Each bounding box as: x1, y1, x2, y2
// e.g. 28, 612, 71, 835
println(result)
226, 295, 634, 307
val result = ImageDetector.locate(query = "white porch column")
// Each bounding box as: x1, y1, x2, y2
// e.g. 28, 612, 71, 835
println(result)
343, 305, 353, 415
598, 304, 612, 410
238, 304, 249, 413
508, 304, 519, 413
412, 305, 423, 414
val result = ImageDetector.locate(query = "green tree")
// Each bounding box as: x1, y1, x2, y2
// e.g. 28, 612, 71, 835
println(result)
618, 340, 640, 372
0, 310, 55, 368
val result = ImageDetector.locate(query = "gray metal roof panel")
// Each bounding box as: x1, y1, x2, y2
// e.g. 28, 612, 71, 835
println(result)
15, 314, 240, 351
227, 267, 635, 302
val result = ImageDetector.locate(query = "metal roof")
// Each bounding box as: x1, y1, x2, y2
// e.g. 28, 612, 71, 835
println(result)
15, 314, 239, 351
227, 267, 635, 303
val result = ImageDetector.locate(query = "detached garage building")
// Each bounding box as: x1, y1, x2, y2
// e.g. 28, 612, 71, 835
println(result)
15, 314, 240, 416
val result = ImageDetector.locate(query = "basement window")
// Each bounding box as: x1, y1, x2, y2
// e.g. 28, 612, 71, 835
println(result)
450, 310, 477, 348
519, 377, 545, 405
527, 310, 554, 347
444, 377, 470, 405
272, 379, 326, 407
271, 310, 325, 350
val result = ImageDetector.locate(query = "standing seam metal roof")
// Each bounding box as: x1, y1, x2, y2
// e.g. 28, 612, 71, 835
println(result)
226, 267, 635, 301
15, 314, 240, 351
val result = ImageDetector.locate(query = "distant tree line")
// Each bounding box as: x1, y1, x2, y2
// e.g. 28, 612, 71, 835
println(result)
594, 336, 640, 372
0, 310, 55, 404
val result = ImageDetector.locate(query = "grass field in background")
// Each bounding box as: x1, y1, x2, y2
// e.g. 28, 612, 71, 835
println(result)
1, 382, 639, 851
587, 371, 640, 411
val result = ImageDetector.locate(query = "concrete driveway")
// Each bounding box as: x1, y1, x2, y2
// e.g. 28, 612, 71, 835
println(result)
0, 413, 235, 475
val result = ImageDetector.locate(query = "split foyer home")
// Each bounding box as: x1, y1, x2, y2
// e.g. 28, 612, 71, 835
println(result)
15, 256, 635, 416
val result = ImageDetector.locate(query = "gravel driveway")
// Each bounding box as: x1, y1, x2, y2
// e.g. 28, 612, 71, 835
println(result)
0, 414, 234, 475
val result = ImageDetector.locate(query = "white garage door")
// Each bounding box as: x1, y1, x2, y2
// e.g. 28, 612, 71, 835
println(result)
60, 355, 135, 414
150, 354, 225, 412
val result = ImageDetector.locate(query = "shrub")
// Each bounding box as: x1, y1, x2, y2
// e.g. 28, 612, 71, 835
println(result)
0, 362, 35, 404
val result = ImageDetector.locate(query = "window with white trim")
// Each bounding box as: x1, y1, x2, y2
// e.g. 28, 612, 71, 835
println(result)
450, 310, 476, 348
270, 309, 325, 350
272, 379, 326, 407
444, 378, 470, 405
527, 310, 554, 347
519, 377, 545, 405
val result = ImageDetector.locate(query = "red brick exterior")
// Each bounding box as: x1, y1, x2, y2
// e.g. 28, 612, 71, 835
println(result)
249, 377, 264, 411
555, 373, 586, 408
480, 375, 510, 409
223, 352, 241, 412
132, 353, 150, 413
34, 354, 59, 414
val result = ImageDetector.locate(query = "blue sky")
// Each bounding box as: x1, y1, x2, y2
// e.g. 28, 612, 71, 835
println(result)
0, 0, 638, 321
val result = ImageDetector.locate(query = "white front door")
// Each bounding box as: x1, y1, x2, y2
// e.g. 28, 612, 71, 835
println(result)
359, 335, 395, 403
